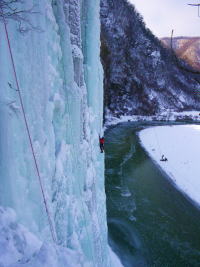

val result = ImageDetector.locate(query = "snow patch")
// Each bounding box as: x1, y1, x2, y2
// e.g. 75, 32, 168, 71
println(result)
139, 125, 200, 207
72, 45, 83, 59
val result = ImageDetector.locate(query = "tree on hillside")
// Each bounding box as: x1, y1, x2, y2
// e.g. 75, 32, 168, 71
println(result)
0, 0, 39, 33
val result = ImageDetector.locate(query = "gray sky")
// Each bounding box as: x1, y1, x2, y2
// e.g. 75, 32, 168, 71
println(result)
128, 0, 200, 37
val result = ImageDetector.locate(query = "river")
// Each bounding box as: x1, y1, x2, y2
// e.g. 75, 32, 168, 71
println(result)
105, 122, 200, 267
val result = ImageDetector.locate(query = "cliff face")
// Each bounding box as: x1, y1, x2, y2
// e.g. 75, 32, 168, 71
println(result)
100, 0, 200, 119
161, 37, 200, 72
0, 0, 111, 266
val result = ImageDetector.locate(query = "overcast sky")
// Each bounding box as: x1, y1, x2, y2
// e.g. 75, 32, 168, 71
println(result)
128, 0, 200, 37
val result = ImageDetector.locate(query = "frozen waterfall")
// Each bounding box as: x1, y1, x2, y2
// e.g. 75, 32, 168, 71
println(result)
0, 0, 113, 266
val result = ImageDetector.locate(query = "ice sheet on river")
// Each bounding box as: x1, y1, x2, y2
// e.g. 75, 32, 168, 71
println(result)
139, 125, 200, 207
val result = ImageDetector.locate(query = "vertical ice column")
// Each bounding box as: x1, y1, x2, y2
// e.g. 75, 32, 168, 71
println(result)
81, 0, 110, 266
0, 0, 57, 236
68, 0, 84, 86
51, 1, 95, 263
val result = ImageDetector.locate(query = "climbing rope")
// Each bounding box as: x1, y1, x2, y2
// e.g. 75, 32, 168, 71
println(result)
1, 13, 57, 243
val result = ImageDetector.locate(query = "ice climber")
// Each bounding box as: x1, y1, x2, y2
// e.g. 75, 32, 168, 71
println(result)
99, 136, 105, 153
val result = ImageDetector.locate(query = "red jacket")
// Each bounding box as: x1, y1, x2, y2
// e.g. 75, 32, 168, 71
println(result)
100, 138, 104, 144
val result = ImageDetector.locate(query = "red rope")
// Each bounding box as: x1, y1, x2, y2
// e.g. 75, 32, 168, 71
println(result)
2, 15, 56, 243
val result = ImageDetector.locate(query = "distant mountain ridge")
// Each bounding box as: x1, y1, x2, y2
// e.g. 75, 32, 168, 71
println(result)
161, 37, 200, 71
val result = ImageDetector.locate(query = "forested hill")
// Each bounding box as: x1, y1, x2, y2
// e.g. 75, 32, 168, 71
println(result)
161, 37, 200, 72
100, 0, 200, 119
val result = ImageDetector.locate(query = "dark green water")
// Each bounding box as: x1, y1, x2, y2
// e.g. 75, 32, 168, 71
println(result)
105, 122, 200, 267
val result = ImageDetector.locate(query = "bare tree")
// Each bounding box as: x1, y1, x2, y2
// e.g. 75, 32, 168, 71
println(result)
0, 0, 40, 33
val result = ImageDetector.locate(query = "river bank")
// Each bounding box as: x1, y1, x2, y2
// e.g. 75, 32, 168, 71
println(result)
139, 125, 200, 208
105, 111, 200, 128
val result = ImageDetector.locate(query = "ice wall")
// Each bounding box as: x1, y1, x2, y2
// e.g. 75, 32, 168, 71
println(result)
0, 0, 110, 266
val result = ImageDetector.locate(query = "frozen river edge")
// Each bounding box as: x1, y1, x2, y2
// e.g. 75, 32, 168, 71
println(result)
139, 125, 200, 208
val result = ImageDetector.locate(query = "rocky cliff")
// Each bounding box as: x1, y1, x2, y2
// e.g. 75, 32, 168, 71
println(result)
100, 0, 200, 119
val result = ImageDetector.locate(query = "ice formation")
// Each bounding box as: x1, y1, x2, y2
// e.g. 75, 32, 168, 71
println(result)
0, 0, 114, 266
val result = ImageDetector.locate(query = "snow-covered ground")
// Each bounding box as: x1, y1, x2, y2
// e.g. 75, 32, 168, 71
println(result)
139, 125, 200, 207
105, 110, 200, 127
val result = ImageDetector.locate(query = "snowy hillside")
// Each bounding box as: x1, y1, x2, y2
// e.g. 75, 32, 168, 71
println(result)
0, 0, 113, 266
100, 0, 200, 119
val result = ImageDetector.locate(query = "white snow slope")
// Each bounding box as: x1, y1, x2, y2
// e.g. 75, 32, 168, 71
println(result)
0, 0, 121, 266
139, 125, 200, 207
